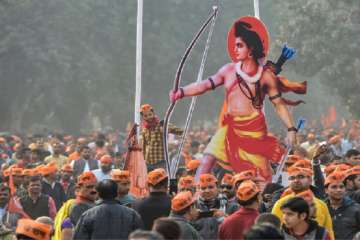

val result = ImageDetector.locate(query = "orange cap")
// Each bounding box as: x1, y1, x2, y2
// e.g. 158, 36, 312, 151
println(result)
61, 164, 73, 173
324, 164, 337, 177
178, 176, 195, 189
10, 167, 24, 176
22, 168, 39, 177
236, 180, 260, 201
140, 104, 153, 113
41, 164, 58, 176
325, 171, 346, 186
198, 174, 217, 187
287, 155, 301, 165
77, 171, 97, 186
296, 190, 314, 204
186, 160, 200, 171
111, 170, 130, 183
334, 164, 351, 173
3, 168, 10, 177
292, 159, 312, 169
147, 168, 168, 186
345, 166, 360, 178
221, 173, 234, 186
287, 167, 313, 177
100, 155, 113, 164
16, 219, 51, 240
171, 191, 195, 212
233, 170, 256, 186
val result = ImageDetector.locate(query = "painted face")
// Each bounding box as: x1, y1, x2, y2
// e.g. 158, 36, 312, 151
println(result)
199, 183, 218, 201
282, 208, 306, 229
326, 182, 346, 201
141, 110, 155, 122
234, 37, 251, 61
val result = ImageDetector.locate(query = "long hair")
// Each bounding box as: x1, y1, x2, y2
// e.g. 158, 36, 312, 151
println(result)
235, 21, 265, 60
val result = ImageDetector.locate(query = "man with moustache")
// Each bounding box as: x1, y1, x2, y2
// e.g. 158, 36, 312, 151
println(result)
69, 172, 98, 225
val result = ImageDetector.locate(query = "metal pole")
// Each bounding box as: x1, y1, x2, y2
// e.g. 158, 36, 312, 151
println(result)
135, 0, 143, 138
254, 0, 260, 19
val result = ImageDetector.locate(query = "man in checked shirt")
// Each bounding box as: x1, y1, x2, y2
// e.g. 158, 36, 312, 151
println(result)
140, 104, 183, 171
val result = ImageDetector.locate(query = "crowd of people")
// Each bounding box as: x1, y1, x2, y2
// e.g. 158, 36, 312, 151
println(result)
0, 118, 360, 240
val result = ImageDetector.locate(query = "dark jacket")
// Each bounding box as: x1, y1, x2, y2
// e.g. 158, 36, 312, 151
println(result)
69, 201, 95, 225
193, 197, 225, 240
73, 159, 99, 178
133, 191, 171, 230
42, 180, 66, 210
169, 213, 201, 240
20, 194, 50, 219
326, 196, 360, 240
73, 199, 143, 240
282, 220, 331, 240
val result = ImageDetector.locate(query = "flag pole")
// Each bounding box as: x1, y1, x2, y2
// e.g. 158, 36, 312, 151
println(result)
254, 0, 260, 19
135, 0, 143, 139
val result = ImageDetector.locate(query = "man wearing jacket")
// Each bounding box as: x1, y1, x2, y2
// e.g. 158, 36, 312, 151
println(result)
169, 191, 201, 240
325, 171, 360, 240
73, 179, 142, 239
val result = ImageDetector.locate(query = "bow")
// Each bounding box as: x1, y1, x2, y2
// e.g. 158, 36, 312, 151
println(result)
163, 7, 219, 182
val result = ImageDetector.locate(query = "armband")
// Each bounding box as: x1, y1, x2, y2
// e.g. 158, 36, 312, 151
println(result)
269, 93, 282, 101
179, 87, 185, 99
287, 127, 298, 132
208, 77, 216, 90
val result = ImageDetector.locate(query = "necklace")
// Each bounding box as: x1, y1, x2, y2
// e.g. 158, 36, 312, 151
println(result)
235, 61, 263, 84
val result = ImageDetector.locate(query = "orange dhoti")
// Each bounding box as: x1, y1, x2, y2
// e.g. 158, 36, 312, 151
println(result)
204, 111, 284, 182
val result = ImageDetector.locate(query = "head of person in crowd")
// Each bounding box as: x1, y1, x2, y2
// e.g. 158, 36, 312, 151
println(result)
198, 173, 218, 201
99, 155, 113, 173
233, 170, 256, 190
292, 146, 309, 159
325, 171, 346, 203
190, 140, 200, 155
41, 164, 58, 183
285, 155, 300, 171
36, 216, 54, 237
61, 164, 73, 182
16, 218, 51, 240
344, 166, 360, 191
171, 191, 198, 221
147, 168, 168, 193
80, 145, 92, 161
255, 213, 281, 229
140, 104, 157, 123
20, 147, 32, 163
27, 175, 43, 199
220, 173, 235, 199
95, 179, 118, 201
307, 133, 316, 145
291, 159, 312, 169
114, 151, 124, 168
11, 167, 24, 187
280, 197, 310, 231
287, 167, 313, 194
175, 167, 187, 181
296, 190, 316, 219
111, 170, 131, 198
244, 223, 284, 240
76, 171, 98, 202
186, 159, 200, 176
177, 176, 195, 194
129, 230, 164, 240
52, 142, 63, 156
0, 183, 10, 208
236, 180, 261, 209
262, 183, 283, 206
30, 149, 41, 163
23, 169, 39, 187
345, 149, 360, 166
152, 218, 181, 240
60, 218, 74, 240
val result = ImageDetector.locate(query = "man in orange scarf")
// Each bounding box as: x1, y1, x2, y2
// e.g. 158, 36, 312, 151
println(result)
170, 16, 306, 182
